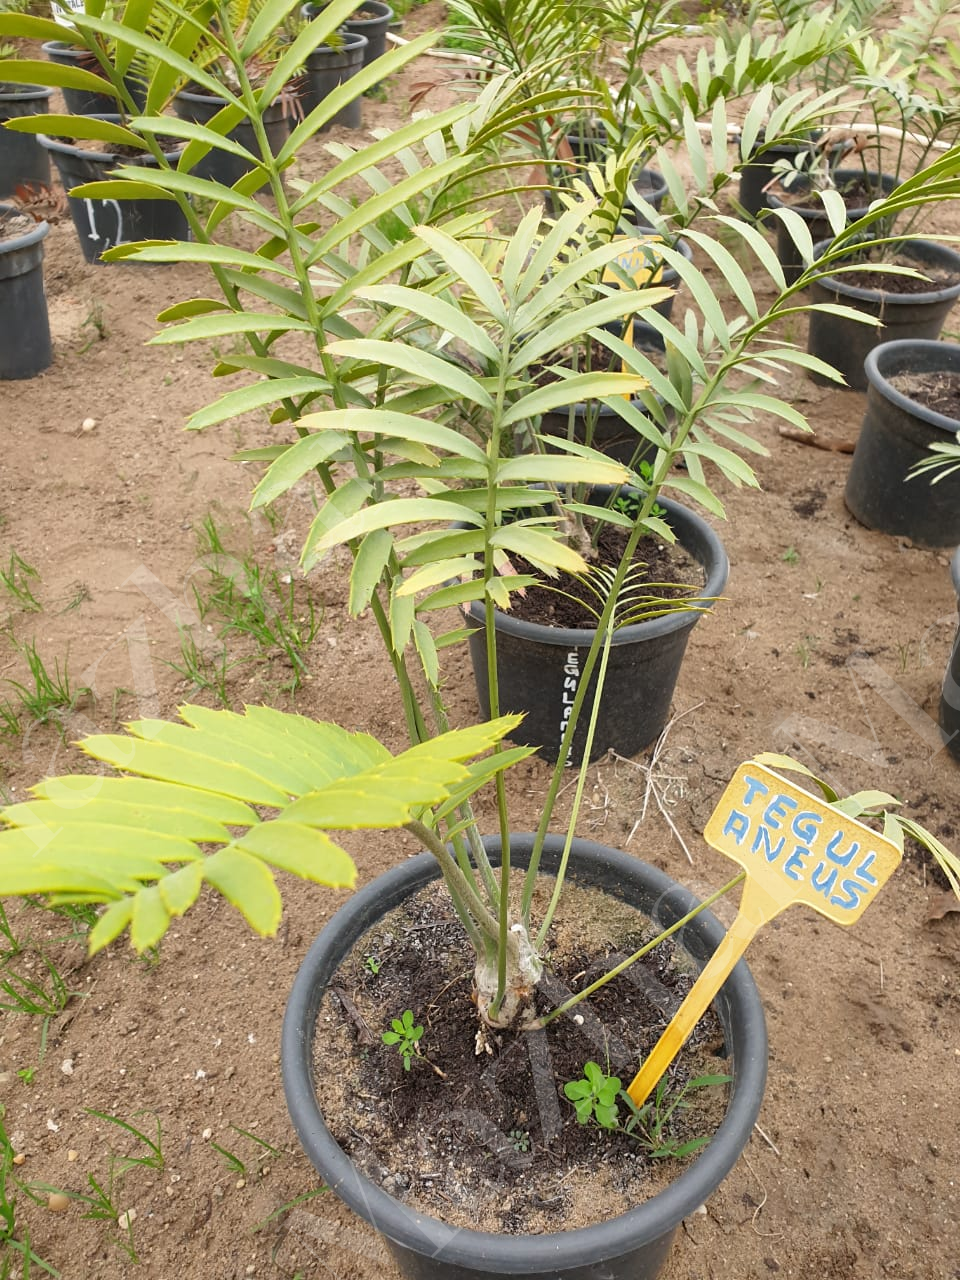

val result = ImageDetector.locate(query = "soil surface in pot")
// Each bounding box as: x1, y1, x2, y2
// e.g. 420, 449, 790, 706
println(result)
771, 174, 883, 210
826, 251, 960, 295
311, 876, 730, 1234
0, 208, 36, 242
888, 369, 960, 417
504, 522, 704, 629
53, 136, 151, 159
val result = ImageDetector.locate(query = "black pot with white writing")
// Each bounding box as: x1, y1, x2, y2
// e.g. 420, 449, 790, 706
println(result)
845, 339, 960, 546
939, 548, 960, 761
282, 835, 767, 1280
464, 490, 728, 763
37, 117, 189, 264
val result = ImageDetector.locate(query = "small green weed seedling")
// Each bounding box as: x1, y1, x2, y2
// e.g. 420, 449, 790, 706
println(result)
564, 1063, 731, 1158
166, 628, 237, 708
212, 1124, 282, 1179
564, 1061, 622, 1128
0, 1105, 58, 1277
0, 553, 42, 613
363, 954, 382, 976
191, 516, 322, 690
781, 546, 800, 566
382, 1011, 424, 1071
620, 1072, 732, 1159
5, 642, 89, 730
87, 1110, 164, 1175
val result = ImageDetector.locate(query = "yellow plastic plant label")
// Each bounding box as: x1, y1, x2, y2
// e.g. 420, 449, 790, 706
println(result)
626, 761, 901, 1107
602, 236, 665, 360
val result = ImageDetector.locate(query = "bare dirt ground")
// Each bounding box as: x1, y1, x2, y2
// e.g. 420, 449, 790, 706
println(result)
1, 4, 959, 1278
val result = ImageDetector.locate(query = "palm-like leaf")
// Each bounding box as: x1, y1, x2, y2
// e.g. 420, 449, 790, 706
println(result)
0, 708, 523, 953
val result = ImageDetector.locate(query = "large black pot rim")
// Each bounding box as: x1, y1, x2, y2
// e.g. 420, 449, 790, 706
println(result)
466, 491, 728, 648
173, 86, 288, 110
862, 338, 960, 434
306, 29, 368, 54
281, 835, 767, 1272
811, 238, 960, 309
0, 206, 50, 256
37, 115, 183, 166
765, 168, 895, 218
0, 83, 53, 102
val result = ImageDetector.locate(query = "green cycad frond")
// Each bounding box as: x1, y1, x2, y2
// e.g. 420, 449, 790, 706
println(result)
0, 707, 523, 954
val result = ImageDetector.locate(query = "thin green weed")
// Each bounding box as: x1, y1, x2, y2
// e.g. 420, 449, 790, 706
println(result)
0, 554, 41, 613
5, 642, 90, 730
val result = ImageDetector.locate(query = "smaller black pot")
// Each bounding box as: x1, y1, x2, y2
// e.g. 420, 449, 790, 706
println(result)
465, 490, 729, 763
540, 322, 666, 467
807, 238, 960, 391
845, 339, 960, 545
172, 89, 292, 186
0, 83, 53, 197
38, 117, 190, 263
939, 548, 960, 761
0, 205, 52, 379
765, 168, 896, 286
40, 41, 146, 115
301, 2, 395, 85
301, 31, 367, 128
736, 134, 811, 219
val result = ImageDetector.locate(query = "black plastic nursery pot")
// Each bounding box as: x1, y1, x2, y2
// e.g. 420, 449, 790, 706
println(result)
845, 339, 960, 546
40, 40, 146, 115
465, 490, 729, 764
38, 118, 190, 264
301, 2, 395, 83
343, 0, 394, 69
735, 135, 810, 219
0, 83, 52, 198
301, 32, 368, 129
282, 835, 768, 1280
0, 205, 52, 379
540, 321, 666, 467
939, 548, 960, 761
172, 89, 292, 186
807, 239, 960, 392
764, 168, 896, 287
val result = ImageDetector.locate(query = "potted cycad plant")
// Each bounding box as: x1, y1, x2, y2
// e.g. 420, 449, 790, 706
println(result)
1, 4, 959, 1279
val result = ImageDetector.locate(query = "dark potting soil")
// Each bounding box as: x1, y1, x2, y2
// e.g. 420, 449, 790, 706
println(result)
311, 876, 730, 1235
505, 521, 704, 630
888, 369, 960, 419
55, 136, 150, 159
774, 175, 882, 210
830, 252, 960, 295
0, 209, 36, 243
